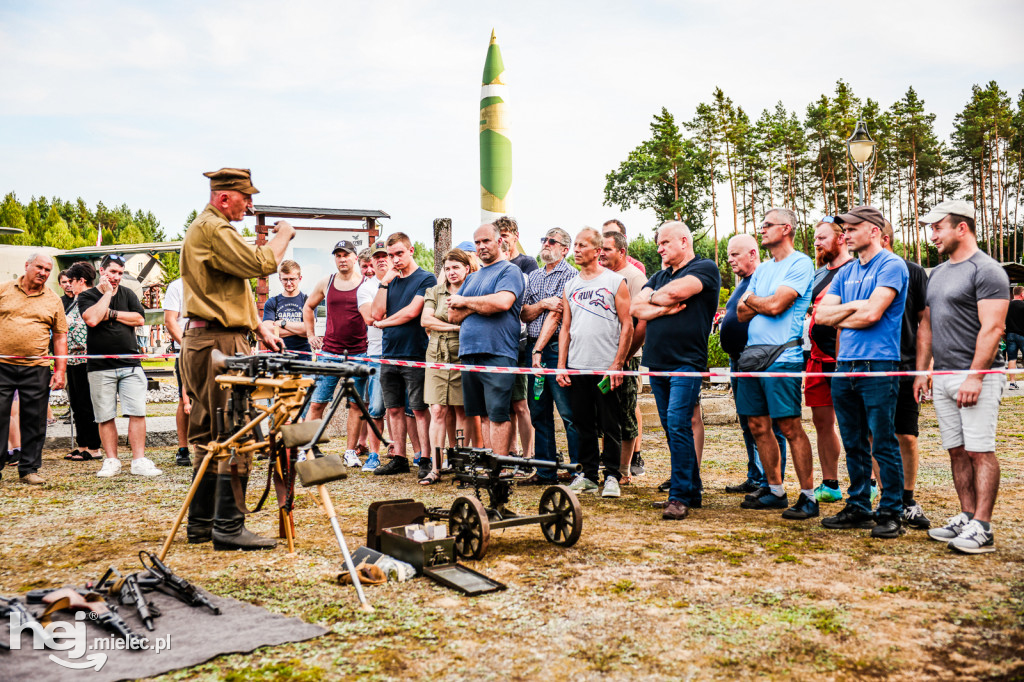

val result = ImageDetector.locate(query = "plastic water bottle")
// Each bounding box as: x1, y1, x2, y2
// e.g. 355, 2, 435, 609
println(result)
532, 363, 546, 400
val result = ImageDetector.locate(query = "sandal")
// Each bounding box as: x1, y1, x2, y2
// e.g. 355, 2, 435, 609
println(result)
64, 450, 83, 461
418, 470, 441, 486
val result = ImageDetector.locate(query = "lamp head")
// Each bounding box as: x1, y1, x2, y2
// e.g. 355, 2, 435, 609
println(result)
846, 120, 876, 165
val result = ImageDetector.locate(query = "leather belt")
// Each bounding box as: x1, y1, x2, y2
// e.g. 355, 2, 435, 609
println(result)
186, 318, 245, 332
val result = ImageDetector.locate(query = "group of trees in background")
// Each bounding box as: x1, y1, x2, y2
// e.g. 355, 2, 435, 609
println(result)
605, 80, 1024, 278
0, 193, 165, 249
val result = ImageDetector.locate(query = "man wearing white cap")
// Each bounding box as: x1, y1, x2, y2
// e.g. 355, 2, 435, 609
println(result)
913, 200, 1009, 554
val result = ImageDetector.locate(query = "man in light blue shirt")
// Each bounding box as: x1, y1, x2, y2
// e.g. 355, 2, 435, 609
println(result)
816, 205, 908, 539
736, 207, 818, 521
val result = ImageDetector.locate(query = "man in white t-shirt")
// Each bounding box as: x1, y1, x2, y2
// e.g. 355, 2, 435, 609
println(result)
163, 277, 191, 467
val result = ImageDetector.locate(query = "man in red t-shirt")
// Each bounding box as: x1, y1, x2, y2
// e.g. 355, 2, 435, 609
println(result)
805, 219, 852, 503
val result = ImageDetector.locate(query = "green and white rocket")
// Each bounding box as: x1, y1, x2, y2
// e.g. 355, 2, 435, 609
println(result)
480, 29, 512, 223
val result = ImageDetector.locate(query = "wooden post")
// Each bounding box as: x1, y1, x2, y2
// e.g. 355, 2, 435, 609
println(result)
255, 213, 269, 318
367, 218, 379, 243
433, 218, 451, 276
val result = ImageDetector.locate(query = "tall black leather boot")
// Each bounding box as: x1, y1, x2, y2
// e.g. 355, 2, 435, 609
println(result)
186, 471, 217, 544
211, 474, 277, 551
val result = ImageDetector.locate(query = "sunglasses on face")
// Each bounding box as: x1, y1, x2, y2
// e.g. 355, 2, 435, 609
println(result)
540, 237, 565, 246
106, 254, 126, 264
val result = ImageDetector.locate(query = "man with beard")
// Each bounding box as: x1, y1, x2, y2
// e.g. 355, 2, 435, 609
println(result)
521, 228, 578, 485
915, 201, 1009, 554
805, 218, 853, 504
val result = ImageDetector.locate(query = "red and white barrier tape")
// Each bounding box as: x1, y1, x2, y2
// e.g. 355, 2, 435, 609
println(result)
5, 351, 1021, 380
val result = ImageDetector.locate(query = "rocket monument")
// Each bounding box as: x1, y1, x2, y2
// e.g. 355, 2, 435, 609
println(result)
479, 29, 511, 223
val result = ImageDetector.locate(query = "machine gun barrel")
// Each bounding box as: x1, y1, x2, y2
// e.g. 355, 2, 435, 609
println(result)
271, 358, 375, 378
490, 454, 581, 472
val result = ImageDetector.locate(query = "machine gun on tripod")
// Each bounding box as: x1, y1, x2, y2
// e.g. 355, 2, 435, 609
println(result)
427, 446, 584, 560
158, 351, 384, 611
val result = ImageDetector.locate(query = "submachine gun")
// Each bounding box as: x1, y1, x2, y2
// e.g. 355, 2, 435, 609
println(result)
427, 445, 584, 561
158, 351, 383, 612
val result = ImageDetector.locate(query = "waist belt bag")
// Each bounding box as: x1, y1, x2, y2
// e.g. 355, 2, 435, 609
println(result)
736, 339, 801, 373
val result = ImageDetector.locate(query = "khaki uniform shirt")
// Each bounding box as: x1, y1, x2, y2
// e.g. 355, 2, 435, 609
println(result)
0, 277, 68, 366
180, 204, 278, 330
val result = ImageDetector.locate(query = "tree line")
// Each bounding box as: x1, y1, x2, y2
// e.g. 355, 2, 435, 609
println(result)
0, 192, 165, 249
605, 80, 1024, 269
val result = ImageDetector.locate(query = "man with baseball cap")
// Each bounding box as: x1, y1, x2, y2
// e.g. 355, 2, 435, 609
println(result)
302, 240, 371, 466
914, 200, 1009, 554
180, 167, 294, 551
816, 205, 909, 538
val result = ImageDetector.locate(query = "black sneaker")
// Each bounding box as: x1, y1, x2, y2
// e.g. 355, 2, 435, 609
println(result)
175, 447, 192, 467
726, 480, 759, 494
744, 486, 770, 503
657, 479, 670, 493
740, 490, 788, 510
821, 506, 876, 530
781, 493, 820, 520
902, 503, 931, 530
417, 457, 432, 480
630, 453, 645, 477
871, 514, 905, 538
374, 456, 410, 476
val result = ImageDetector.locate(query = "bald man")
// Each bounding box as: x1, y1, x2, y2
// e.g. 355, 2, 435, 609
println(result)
631, 221, 721, 520
720, 234, 787, 497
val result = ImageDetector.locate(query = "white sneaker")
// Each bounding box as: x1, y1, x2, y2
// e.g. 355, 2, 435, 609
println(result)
96, 458, 121, 478
567, 473, 598, 493
601, 477, 621, 498
343, 450, 362, 468
928, 512, 970, 541
130, 457, 163, 477
948, 519, 996, 554
296, 450, 307, 462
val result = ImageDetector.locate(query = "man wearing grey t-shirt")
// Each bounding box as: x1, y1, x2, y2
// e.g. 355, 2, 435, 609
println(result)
914, 200, 1010, 555
556, 228, 633, 498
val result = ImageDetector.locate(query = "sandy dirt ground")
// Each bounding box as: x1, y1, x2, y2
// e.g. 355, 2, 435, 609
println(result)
2, 394, 1022, 681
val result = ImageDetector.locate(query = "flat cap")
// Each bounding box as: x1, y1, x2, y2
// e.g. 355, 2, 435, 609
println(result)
834, 205, 885, 229
204, 167, 260, 195
919, 199, 975, 224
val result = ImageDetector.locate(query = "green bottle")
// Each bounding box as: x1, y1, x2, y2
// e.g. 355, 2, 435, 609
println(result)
532, 363, 545, 400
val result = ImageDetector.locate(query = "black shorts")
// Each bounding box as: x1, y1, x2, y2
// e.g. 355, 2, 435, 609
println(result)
617, 357, 640, 440
380, 363, 427, 412
461, 353, 516, 422
174, 357, 183, 399
894, 376, 920, 437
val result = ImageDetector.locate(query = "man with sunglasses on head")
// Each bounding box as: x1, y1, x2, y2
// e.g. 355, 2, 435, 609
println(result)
520, 228, 578, 486
179, 167, 295, 551
78, 253, 160, 479
736, 208, 817, 521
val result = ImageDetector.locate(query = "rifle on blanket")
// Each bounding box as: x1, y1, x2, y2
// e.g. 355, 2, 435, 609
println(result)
158, 351, 384, 612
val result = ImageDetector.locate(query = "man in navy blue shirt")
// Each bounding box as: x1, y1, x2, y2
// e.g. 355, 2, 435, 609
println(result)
260, 260, 310, 354
816, 206, 908, 539
721, 234, 787, 497
631, 221, 720, 521
370, 233, 436, 475
448, 224, 525, 456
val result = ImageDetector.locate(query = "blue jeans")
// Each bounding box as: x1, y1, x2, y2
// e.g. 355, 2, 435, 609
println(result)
650, 369, 702, 506
528, 342, 578, 482
365, 356, 384, 419
832, 360, 904, 516
731, 360, 786, 487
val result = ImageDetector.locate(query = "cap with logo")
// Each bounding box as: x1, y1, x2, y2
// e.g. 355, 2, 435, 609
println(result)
918, 199, 975, 224
370, 240, 388, 256
203, 167, 259, 195
332, 240, 357, 255
833, 205, 885, 229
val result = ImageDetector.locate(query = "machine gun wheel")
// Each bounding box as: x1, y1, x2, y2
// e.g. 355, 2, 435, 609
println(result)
539, 485, 582, 547
449, 495, 491, 560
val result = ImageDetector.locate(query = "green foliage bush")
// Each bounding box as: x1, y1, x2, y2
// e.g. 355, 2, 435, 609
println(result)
707, 331, 730, 369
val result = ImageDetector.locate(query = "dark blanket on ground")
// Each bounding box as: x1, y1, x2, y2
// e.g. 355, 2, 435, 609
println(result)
0, 587, 327, 682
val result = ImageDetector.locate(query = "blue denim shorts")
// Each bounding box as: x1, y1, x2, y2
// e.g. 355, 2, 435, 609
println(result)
735, 361, 803, 418
310, 358, 370, 405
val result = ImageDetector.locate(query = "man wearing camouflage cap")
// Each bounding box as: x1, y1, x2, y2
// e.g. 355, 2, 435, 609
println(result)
180, 167, 295, 551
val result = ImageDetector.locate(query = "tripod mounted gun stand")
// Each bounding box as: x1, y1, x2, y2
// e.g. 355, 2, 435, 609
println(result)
157, 351, 387, 612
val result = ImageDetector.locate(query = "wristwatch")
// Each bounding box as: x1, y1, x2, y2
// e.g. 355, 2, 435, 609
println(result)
740, 291, 753, 306
279, 319, 287, 329
532, 349, 543, 355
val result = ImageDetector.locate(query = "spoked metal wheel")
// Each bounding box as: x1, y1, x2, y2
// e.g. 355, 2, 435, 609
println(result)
448, 495, 491, 560
539, 485, 583, 547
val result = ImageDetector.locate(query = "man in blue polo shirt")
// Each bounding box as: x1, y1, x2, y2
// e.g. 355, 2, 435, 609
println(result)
736, 208, 817, 521
816, 205, 908, 538
447, 223, 525, 456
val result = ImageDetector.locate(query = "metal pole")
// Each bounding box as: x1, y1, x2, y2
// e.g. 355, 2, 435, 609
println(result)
857, 165, 865, 206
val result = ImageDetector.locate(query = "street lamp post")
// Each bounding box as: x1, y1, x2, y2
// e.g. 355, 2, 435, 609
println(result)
846, 120, 877, 206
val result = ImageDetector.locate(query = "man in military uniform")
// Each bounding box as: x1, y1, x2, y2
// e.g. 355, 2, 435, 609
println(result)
180, 168, 294, 551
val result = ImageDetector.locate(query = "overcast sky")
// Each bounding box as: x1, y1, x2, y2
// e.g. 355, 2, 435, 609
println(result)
1, 0, 1022, 250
